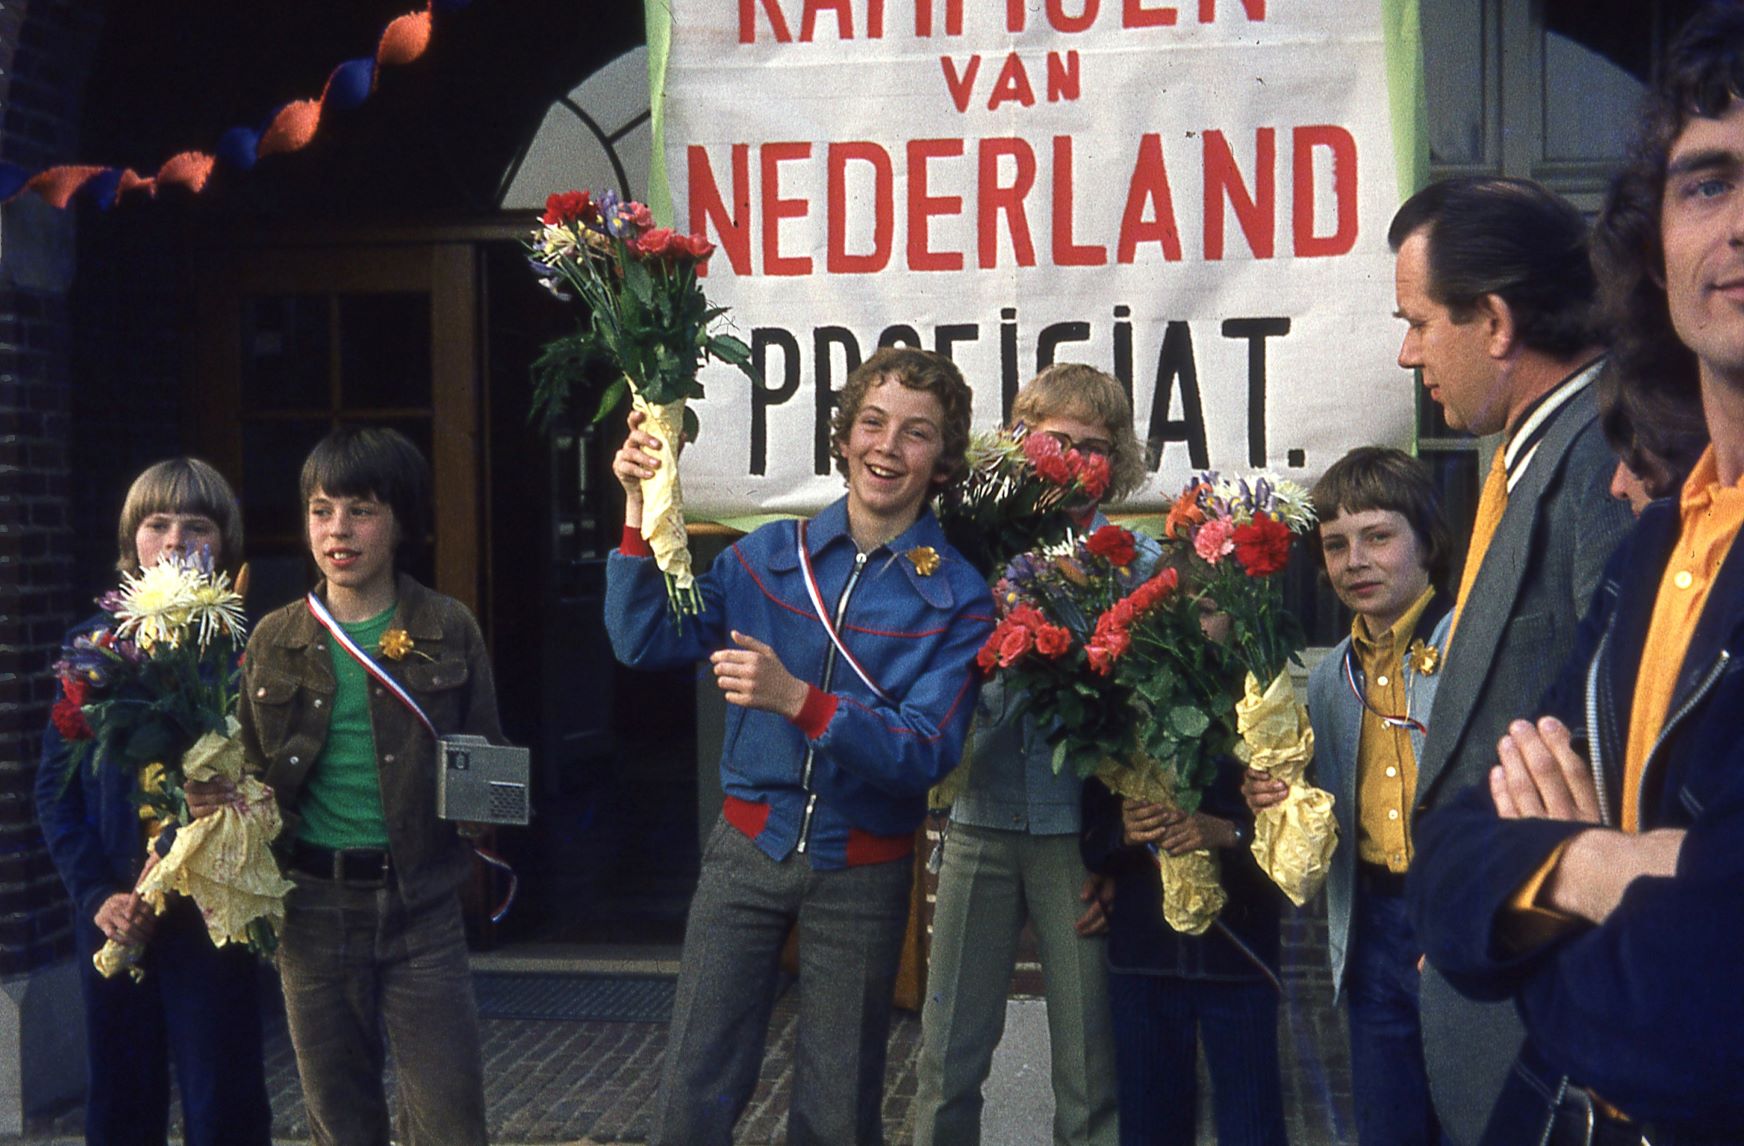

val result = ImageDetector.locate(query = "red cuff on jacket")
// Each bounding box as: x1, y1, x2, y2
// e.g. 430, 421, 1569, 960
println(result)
790, 686, 838, 740
723, 795, 771, 841
619, 526, 653, 557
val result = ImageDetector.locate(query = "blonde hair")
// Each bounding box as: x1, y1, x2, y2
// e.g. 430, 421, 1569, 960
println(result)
116, 458, 244, 575
1010, 363, 1147, 503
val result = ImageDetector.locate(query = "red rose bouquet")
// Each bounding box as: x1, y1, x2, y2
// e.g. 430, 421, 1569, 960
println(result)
528, 188, 759, 619
978, 528, 1244, 933
1162, 472, 1333, 905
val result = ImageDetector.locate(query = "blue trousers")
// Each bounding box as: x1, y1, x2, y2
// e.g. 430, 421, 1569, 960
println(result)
1107, 970, 1286, 1146
1346, 887, 1445, 1146
79, 897, 272, 1146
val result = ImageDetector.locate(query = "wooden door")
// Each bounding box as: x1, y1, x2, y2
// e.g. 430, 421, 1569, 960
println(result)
190, 244, 482, 619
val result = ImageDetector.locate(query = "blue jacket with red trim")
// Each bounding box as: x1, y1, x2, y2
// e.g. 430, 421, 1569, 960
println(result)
605, 497, 994, 870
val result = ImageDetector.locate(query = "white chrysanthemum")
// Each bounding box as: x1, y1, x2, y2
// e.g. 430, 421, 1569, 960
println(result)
187, 573, 248, 649
115, 560, 200, 650
1268, 478, 1317, 532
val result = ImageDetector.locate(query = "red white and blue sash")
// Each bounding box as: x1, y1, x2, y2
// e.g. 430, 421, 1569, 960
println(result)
305, 592, 437, 739
303, 591, 517, 923
794, 521, 893, 704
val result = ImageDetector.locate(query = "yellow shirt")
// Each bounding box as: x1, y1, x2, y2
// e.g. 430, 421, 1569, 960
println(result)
1353, 586, 1436, 872
1622, 446, 1744, 829
1513, 447, 1744, 923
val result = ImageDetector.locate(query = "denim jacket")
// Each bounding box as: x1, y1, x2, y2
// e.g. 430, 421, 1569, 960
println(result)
952, 518, 1162, 836
239, 574, 504, 909
605, 497, 993, 870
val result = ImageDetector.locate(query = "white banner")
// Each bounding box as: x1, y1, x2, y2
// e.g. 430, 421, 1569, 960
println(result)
659, 0, 1412, 517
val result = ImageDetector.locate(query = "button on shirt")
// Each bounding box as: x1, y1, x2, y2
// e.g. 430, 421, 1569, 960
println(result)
1354, 586, 1435, 872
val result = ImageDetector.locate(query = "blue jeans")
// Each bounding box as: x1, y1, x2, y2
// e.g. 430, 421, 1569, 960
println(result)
277, 876, 486, 1146
79, 897, 272, 1146
1346, 884, 1445, 1146
1107, 971, 1286, 1146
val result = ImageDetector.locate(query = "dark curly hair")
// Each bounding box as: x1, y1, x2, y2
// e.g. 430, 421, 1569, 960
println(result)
1591, 3, 1744, 418
829, 346, 974, 490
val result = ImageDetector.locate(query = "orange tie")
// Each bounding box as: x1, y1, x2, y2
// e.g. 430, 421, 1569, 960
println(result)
1449, 445, 1509, 641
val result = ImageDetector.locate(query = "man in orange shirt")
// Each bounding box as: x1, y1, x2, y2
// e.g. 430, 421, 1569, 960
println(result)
1409, 6, 1744, 1143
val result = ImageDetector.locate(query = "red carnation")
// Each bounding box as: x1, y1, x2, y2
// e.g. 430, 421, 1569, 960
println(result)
51, 694, 91, 741
541, 190, 596, 227
678, 232, 716, 260
1233, 516, 1294, 578
1034, 624, 1072, 658
1023, 434, 1075, 485
1007, 604, 1048, 631
976, 632, 1001, 672
1085, 524, 1137, 568
1075, 453, 1111, 501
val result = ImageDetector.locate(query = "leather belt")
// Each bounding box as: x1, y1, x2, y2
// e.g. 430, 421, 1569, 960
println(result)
1357, 861, 1409, 898
290, 840, 392, 886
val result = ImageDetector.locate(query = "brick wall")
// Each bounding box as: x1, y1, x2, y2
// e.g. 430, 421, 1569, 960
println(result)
0, 0, 107, 975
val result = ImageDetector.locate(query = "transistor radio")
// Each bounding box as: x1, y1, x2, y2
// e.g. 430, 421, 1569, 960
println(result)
435, 735, 531, 825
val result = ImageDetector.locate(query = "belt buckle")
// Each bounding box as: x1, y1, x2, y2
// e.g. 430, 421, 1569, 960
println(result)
333, 847, 389, 886
1563, 1085, 1596, 1146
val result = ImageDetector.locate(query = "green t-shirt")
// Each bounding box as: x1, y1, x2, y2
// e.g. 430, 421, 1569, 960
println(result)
296, 605, 394, 849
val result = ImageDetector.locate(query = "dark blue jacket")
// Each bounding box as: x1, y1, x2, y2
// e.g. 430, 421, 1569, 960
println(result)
1081, 761, 1282, 984
34, 615, 146, 926
1410, 497, 1744, 1138
606, 497, 993, 869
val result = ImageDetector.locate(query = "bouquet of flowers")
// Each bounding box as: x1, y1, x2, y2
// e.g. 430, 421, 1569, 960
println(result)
1163, 472, 1333, 906
978, 526, 1244, 933
936, 426, 1112, 581
53, 555, 292, 979
927, 428, 1117, 813
527, 188, 758, 618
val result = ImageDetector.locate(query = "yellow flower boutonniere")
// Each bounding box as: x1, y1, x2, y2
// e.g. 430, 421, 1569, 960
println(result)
378, 629, 416, 661
138, 762, 167, 823
907, 546, 941, 576
1407, 638, 1441, 676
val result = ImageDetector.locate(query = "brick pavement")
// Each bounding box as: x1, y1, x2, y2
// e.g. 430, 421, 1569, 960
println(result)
3, 906, 1355, 1145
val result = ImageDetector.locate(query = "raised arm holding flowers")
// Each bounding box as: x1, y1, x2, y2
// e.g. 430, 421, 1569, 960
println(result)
528, 188, 758, 619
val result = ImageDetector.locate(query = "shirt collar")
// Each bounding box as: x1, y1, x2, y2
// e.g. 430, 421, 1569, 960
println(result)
1503, 357, 1603, 494
1350, 583, 1437, 657
805, 495, 947, 558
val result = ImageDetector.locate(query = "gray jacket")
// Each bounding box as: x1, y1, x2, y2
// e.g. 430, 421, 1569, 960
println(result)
1412, 374, 1635, 1146
1307, 608, 1450, 1002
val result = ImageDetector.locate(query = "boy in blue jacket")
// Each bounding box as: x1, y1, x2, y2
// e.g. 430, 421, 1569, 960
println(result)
606, 346, 993, 1145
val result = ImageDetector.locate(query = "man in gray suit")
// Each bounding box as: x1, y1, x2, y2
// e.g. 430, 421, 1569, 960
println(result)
1389, 178, 1635, 1145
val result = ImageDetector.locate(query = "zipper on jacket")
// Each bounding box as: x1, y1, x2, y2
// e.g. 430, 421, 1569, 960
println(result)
1636, 648, 1729, 824
1584, 629, 1613, 827
797, 550, 868, 855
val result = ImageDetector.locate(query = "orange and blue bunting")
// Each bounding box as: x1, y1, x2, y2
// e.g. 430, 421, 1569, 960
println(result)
0, 0, 473, 211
